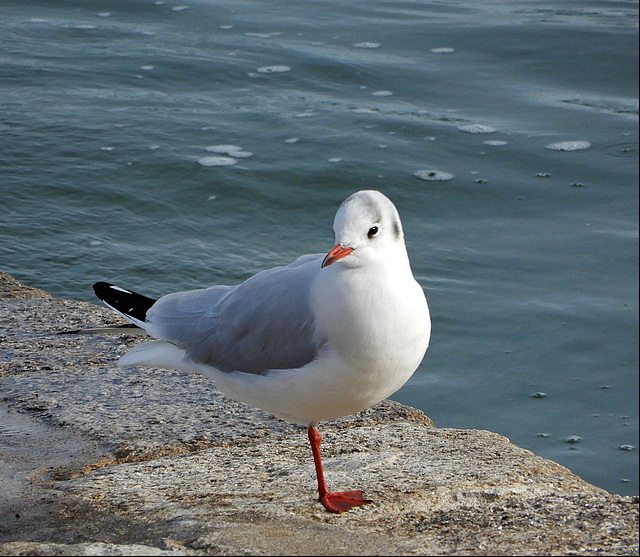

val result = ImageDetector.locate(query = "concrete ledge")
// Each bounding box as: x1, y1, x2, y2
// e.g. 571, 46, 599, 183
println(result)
0, 272, 637, 555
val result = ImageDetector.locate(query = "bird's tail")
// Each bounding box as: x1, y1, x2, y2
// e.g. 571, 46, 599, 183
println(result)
58, 282, 157, 335
92, 281, 156, 328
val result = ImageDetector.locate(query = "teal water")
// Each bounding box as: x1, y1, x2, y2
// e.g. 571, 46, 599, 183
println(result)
1, 0, 638, 496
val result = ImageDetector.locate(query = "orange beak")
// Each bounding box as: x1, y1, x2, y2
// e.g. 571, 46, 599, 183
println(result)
321, 244, 354, 268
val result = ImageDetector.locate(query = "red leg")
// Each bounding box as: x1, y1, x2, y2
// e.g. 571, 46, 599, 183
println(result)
307, 424, 373, 514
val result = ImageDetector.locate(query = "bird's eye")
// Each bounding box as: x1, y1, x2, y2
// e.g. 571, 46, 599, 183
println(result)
367, 226, 379, 239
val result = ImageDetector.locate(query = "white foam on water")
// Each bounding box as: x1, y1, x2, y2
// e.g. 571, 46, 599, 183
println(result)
545, 140, 591, 151
372, 90, 393, 96
246, 32, 283, 38
354, 42, 381, 49
431, 47, 455, 53
171, 6, 190, 12
205, 144, 243, 154
198, 156, 237, 167
484, 140, 508, 146
284, 137, 299, 144
458, 124, 497, 134
97, 12, 111, 17
204, 145, 252, 158
256, 65, 291, 73
415, 169, 454, 181
328, 157, 342, 163
140, 65, 155, 71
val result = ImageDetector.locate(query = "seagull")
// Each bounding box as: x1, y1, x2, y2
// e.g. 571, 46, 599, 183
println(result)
92, 190, 431, 513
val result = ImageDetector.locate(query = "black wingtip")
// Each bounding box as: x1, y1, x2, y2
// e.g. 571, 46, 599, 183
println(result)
93, 281, 113, 299
93, 281, 157, 323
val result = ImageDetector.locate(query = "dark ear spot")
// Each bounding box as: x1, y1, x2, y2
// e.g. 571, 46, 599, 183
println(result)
393, 219, 402, 239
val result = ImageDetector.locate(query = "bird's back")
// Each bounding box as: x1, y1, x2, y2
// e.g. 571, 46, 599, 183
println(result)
145, 254, 326, 374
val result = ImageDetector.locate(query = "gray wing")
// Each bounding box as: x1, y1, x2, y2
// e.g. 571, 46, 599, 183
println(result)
145, 254, 326, 374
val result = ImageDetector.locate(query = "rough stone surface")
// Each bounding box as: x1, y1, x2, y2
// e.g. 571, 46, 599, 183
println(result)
0, 272, 50, 300
0, 271, 637, 556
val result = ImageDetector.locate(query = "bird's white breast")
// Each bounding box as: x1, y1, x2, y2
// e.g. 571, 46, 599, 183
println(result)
310, 257, 431, 404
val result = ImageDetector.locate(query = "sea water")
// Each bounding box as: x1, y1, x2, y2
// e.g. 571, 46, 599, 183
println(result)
0, 0, 637, 496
